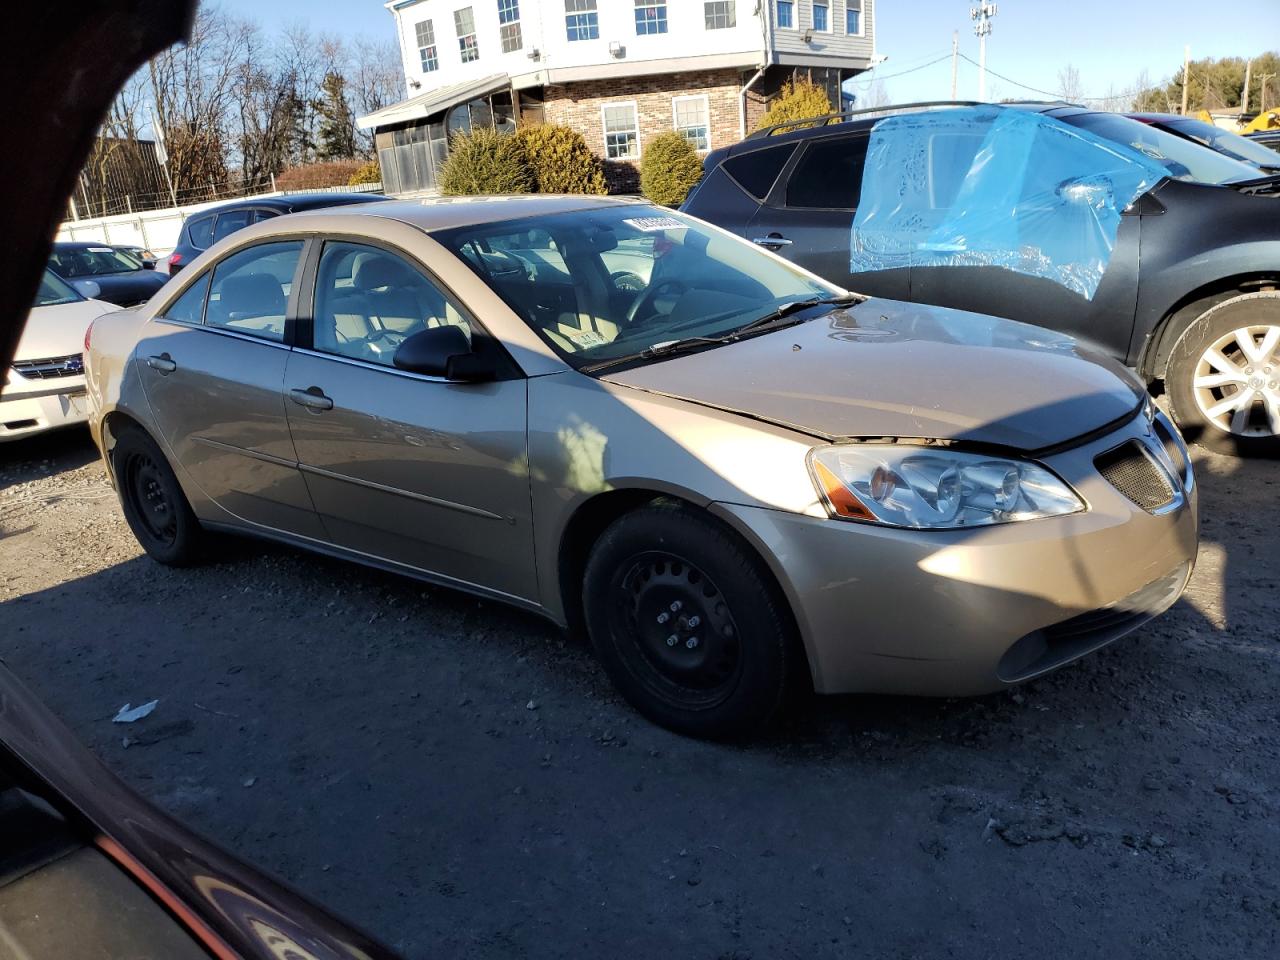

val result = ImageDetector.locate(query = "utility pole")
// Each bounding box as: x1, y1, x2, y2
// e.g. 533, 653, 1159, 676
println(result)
1181, 45, 1191, 115
970, 4, 997, 101
1261, 73, 1277, 112
1242, 58, 1252, 114
951, 30, 959, 100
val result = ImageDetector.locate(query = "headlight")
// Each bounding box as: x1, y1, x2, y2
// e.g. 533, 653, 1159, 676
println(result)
809, 444, 1084, 529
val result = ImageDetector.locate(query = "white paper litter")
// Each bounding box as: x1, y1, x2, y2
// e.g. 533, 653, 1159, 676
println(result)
112, 700, 159, 723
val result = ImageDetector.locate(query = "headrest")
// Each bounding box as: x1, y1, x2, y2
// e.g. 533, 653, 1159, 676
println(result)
354, 257, 412, 292
220, 273, 284, 315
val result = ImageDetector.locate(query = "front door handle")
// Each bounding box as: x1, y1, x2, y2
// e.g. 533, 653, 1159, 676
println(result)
145, 354, 176, 374
752, 234, 793, 248
289, 386, 334, 411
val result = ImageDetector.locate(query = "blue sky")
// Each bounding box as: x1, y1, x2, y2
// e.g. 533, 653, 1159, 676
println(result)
216, 0, 1280, 105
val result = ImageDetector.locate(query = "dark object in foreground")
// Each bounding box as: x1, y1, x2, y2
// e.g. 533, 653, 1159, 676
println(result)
0, 662, 401, 959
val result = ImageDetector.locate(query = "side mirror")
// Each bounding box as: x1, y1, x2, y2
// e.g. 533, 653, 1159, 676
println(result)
71, 279, 102, 300
393, 325, 496, 382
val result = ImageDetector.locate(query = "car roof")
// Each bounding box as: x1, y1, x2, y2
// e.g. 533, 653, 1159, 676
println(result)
187, 192, 384, 217
279, 194, 649, 233
51, 241, 118, 250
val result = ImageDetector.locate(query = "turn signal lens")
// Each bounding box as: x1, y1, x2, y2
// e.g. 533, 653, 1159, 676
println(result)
812, 459, 875, 520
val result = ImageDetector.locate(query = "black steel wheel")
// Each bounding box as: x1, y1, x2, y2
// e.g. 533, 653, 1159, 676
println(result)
113, 425, 206, 565
583, 502, 803, 739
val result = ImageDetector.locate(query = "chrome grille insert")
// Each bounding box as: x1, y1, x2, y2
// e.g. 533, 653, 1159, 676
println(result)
11, 354, 84, 380
1094, 440, 1175, 513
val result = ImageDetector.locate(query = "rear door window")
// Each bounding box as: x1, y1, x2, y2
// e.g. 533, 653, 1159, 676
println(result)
723, 143, 798, 201
186, 215, 215, 250
213, 210, 253, 243
785, 136, 870, 209
253, 209, 281, 224
205, 241, 304, 342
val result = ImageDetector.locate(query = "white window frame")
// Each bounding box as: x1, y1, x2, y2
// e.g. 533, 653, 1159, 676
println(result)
497, 0, 523, 52
565, 0, 600, 42
415, 20, 440, 73
672, 94, 711, 153
775, 0, 796, 30
703, 0, 737, 30
634, 0, 668, 35
811, 0, 832, 34
844, 0, 864, 36
600, 101, 641, 161
455, 7, 480, 63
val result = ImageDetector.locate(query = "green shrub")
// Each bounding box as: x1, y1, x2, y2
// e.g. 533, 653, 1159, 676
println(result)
438, 128, 533, 196
347, 158, 381, 185
515, 124, 607, 194
639, 132, 703, 208
754, 78, 834, 134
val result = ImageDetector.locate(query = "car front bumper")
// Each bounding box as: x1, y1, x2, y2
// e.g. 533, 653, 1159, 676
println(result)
0, 380, 90, 442
714, 415, 1199, 696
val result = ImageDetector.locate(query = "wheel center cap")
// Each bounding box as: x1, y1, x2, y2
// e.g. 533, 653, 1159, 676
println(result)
1249, 376, 1264, 391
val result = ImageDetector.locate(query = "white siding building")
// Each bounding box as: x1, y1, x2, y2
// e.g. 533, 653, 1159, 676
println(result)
360, 0, 878, 193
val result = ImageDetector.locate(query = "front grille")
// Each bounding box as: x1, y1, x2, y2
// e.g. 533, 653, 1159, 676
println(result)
11, 353, 84, 380
1094, 441, 1174, 513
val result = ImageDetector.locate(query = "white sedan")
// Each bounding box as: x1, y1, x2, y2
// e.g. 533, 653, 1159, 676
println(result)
1, 270, 119, 442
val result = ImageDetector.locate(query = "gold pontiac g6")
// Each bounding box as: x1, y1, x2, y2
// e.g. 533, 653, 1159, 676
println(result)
84, 197, 1198, 738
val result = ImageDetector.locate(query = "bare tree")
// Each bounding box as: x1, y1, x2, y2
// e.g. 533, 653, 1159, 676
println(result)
350, 37, 403, 156
1057, 64, 1084, 104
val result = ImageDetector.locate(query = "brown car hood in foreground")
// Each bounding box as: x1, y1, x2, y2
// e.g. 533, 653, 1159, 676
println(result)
602, 299, 1145, 451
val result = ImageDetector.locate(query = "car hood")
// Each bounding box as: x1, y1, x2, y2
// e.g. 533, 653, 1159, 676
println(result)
14, 298, 118, 361
600, 299, 1145, 451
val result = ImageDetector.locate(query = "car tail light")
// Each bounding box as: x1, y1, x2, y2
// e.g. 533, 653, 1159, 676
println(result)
84, 316, 97, 354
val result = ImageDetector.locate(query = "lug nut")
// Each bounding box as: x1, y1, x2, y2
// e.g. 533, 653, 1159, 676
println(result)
666, 635, 678, 647
656, 612, 669, 624
685, 637, 699, 649
686, 615, 701, 628
669, 601, 682, 612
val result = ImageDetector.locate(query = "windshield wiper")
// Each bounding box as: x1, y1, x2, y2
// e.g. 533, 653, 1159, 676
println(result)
580, 294, 861, 375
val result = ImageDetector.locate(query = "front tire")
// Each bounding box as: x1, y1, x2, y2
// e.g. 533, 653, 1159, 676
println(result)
582, 503, 802, 739
112, 425, 207, 565
1166, 292, 1280, 457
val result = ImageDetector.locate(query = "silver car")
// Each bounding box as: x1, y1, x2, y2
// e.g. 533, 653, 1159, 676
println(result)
85, 197, 1199, 738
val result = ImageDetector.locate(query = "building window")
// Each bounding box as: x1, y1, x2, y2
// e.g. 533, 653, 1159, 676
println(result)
845, 0, 861, 34
415, 20, 439, 72
673, 95, 711, 152
455, 7, 480, 62
812, 0, 829, 32
602, 103, 640, 160
776, 0, 794, 28
496, 0, 523, 52
565, 0, 599, 41
704, 0, 736, 29
634, 0, 668, 34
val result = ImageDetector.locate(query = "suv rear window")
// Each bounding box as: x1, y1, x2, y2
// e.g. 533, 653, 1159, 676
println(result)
186, 215, 215, 250
213, 210, 253, 243
722, 143, 797, 201
786, 136, 871, 209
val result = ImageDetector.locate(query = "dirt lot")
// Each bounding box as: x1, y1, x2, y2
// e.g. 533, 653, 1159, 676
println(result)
1, 427, 1277, 959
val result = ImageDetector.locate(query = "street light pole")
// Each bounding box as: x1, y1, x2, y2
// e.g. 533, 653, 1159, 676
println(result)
970, 4, 997, 101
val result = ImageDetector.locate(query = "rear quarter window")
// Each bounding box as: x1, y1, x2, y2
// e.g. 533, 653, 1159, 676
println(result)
722, 143, 798, 201
186, 216, 215, 250
785, 136, 870, 209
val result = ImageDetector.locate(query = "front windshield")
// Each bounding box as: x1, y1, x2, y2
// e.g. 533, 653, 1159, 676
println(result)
50, 245, 143, 278
1161, 117, 1280, 170
32, 268, 82, 307
1062, 113, 1260, 185
434, 206, 834, 369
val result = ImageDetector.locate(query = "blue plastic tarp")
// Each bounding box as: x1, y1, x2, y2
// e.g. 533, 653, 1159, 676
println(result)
849, 106, 1168, 300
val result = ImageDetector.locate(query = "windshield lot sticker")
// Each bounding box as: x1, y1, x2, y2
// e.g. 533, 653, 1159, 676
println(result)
624, 217, 686, 232
88, 246, 116, 253
564, 328, 610, 348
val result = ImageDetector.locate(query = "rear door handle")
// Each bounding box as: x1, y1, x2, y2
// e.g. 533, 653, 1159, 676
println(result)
752, 235, 793, 248
145, 354, 176, 374
289, 387, 334, 411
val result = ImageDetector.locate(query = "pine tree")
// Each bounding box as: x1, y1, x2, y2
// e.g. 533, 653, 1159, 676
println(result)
314, 71, 356, 161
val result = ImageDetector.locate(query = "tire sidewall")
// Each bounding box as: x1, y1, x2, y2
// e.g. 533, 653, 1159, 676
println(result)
1166, 292, 1280, 458
583, 504, 797, 739
112, 427, 204, 565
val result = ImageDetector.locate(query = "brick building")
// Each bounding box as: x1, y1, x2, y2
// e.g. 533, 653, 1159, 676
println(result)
359, 0, 879, 193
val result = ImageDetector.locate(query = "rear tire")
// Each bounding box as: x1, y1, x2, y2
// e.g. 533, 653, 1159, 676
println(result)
112, 426, 207, 565
582, 502, 802, 739
1166, 292, 1280, 457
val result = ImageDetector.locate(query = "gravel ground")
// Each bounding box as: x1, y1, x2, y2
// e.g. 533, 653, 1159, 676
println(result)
1, 427, 1278, 960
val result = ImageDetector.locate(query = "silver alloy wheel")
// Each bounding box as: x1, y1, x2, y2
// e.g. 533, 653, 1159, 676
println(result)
1192, 324, 1280, 437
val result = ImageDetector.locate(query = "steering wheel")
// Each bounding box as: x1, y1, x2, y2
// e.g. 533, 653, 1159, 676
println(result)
626, 278, 689, 326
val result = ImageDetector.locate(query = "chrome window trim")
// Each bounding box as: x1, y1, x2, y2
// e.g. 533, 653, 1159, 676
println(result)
290, 345, 452, 383
151, 317, 291, 350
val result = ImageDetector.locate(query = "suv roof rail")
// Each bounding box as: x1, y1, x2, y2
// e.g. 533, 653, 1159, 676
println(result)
744, 99, 1070, 140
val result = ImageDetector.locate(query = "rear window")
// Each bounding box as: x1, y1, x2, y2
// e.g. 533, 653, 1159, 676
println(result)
186, 216, 214, 250
722, 143, 797, 201
786, 136, 870, 209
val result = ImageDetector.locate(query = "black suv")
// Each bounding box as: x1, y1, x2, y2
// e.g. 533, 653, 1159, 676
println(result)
163, 192, 384, 275
684, 103, 1280, 455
